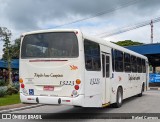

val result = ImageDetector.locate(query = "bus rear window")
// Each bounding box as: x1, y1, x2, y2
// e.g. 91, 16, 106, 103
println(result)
21, 32, 79, 58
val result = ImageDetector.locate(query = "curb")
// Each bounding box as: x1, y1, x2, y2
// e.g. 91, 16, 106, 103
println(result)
148, 87, 160, 90
0, 104, 44, 113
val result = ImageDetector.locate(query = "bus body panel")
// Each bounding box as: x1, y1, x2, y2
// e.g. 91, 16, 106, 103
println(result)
83, 71, 102, 107
20, 93, 85, 106
110, 72, 146, 104
20, 59, 83, 97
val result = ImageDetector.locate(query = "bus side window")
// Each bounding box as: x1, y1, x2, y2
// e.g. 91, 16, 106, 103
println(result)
111, 49, 115, 72
102, 54, 109, 77
124, 53, 131, 72
115, 50, 123, 72
106, 56, 110, 78
84, 39, 101, 71
142, 59, 146, 73
102, 55, 105, 77
137, 58, 142, 73
131, 55, 137, 72
85, 57, 92, 70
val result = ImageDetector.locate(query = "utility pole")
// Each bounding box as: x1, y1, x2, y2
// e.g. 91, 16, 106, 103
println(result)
150, 20, 153, 43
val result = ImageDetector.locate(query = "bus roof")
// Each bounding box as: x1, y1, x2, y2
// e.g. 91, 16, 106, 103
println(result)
21, 29, 80, 36
83, 34, 148, 60
21, 29, 148, 60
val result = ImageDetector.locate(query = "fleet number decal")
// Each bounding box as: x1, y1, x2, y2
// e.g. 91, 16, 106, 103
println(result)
90, 78, 100, 85
60, 81, 74, 86
128, 74, 140, 81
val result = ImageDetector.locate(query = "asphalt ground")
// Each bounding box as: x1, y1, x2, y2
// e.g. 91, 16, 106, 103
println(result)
0, 82, 159, 112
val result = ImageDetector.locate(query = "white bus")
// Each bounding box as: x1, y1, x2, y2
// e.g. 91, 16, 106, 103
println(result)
19, 29, 149, 108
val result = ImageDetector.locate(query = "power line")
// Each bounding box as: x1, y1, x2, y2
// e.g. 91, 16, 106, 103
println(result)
96, 16, 160, 38
52, 0, 142, 28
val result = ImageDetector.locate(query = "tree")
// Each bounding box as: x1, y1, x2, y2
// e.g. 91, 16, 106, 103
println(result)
0, 27, 12, 87
2, 38, 20, 59
12, 38, 21, 59
112, 40, 144, 46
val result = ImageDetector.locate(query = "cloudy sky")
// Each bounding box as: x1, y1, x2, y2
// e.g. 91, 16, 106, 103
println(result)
0, 0, 160, 58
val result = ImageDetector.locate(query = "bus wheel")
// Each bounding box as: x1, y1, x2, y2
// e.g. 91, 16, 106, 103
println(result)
113, 87, 123, 108
138, 84, 144, 97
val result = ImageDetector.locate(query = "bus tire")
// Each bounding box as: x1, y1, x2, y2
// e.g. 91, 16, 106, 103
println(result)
113, 87, 123, 108
138, 83, 144, 97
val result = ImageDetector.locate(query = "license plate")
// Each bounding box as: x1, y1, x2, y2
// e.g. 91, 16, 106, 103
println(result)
43, 86, 54, 91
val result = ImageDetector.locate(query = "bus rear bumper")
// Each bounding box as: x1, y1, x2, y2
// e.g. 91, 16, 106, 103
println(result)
20, 93, 84, 106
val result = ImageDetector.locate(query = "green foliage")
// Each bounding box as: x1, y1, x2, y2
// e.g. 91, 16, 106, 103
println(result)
2, 38, 20, 60
0, 83, 19, 97
112, 40, 144, 46
0, 27, 12, 87
0, 27, 12, 60
0, 89, 6, 97
0, 27, 20, 60
0, 79, 5, 86
0, 86, 7, 97
6, 87, 19, 95
12, 82, 20, 91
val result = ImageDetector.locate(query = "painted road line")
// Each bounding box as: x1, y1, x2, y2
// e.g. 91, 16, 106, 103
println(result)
0, 104, 44, 113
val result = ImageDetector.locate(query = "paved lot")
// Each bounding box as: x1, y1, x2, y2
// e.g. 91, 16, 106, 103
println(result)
11, 90, 160, 113
1, 90, 160, 121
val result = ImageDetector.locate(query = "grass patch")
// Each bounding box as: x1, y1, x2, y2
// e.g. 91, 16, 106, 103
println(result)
0, 94, 20, 106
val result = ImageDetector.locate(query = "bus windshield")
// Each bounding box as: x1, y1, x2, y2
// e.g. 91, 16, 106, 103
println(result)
21, 32, 79, 58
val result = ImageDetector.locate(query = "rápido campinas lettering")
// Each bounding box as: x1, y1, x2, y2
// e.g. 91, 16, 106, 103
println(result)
34, 73, 63, 78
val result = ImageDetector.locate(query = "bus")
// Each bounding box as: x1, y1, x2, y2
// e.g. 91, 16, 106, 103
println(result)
19, 29, 149, 108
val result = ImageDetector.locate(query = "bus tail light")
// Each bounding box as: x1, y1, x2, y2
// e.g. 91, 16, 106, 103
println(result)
74, 85, 79, 90
76, 79, 81, 84
21, 83, 25, 88
19, 78, 23, 83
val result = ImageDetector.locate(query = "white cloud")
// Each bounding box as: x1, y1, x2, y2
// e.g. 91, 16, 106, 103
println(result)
0, 0, 160, 57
